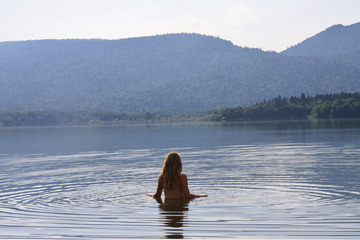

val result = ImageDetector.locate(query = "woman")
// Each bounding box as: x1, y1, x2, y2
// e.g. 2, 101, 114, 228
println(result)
147, 152, 207, 199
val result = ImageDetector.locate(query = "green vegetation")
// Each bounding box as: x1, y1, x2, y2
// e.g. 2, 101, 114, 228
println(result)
206, 92, 360, 121
1, 93, 359, 127
0, 110, 203, 127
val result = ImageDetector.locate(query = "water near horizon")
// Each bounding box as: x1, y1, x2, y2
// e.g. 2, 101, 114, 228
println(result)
0, 120, 359, 239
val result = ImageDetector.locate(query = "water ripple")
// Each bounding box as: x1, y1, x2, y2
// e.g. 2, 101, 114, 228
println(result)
0, 128, 360, 239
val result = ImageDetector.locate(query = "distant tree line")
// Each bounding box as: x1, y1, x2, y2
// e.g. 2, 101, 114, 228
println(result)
1, 92, 359, 127
0, 110, 200, 127
206, 92, 360, 121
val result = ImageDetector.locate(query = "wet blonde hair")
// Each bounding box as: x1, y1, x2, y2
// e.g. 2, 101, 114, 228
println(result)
160, 152, 182, 188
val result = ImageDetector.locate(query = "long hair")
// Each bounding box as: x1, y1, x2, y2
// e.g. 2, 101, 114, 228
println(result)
160, 152, 182, 188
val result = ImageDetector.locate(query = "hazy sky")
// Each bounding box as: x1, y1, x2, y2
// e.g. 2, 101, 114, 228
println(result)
1, 0, 359, 52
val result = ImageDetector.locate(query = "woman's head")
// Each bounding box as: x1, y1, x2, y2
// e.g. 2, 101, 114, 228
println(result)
161, 152, 182, 187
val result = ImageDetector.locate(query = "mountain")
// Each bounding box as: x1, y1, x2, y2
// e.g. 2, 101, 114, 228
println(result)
1, 23, 360, 113
282, 22, 360, 56
0, 33, 272, 111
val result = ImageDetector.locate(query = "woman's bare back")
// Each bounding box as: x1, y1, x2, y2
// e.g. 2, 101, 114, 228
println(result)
147, 173, 207, 199
163, 174, 188, 199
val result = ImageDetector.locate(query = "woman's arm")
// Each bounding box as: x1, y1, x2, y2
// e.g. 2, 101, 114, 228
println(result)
146, 176, 163, 198
181, 174, 208, 198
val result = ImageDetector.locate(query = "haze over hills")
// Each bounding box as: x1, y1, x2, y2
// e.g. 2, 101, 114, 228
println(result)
0, 22, 360, 113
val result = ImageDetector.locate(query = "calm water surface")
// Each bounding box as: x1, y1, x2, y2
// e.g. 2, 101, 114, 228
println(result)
0, 120, 359, 239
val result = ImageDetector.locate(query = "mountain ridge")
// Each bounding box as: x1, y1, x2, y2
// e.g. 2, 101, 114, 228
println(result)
282, 22, 360, 56
1, 23, 360, 113
0, 33, 274, 111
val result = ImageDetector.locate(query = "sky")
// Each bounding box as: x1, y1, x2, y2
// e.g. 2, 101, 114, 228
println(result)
1, 0, 360, 52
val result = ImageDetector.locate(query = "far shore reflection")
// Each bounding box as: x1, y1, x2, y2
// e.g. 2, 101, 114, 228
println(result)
156, 198, 194, 239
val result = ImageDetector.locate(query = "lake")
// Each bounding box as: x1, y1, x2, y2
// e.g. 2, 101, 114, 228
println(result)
0, 120, 359, 239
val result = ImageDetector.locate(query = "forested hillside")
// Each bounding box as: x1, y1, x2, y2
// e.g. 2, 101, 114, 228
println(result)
1, 22, 360, 113
125, 55, 360, 111
0, 34, 272, 111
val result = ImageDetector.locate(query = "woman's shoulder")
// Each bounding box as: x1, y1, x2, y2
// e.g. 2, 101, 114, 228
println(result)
180, 173, 188, 179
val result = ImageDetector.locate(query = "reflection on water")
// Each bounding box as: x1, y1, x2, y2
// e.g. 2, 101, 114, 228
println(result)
0, 120, 359, 239
156, 198, 193, 239
222, 118, 360, 130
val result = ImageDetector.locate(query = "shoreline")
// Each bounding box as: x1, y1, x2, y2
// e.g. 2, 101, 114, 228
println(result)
1, 117, 359, 129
